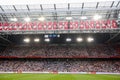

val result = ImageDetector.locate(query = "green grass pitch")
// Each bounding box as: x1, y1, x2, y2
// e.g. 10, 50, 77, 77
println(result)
0, 74, 120, 80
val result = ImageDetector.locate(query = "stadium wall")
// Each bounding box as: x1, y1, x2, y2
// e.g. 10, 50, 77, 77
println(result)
0, 56, 120, 59
0, 72, 120, 74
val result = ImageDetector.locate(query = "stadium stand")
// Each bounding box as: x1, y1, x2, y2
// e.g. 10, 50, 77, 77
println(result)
0, 44, 119, 58
0, 59, 120, 72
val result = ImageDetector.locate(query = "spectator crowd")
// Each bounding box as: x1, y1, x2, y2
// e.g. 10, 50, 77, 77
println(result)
0, 59, 120, 72
0, 45, 119, 57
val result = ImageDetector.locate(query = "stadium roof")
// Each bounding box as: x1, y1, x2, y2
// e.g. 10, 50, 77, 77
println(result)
0, 0, 117, 5
0, 0, 119, 22
0, 0, 120, 47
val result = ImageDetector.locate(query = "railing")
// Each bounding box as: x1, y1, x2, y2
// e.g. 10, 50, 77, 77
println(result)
0, 56, 120, 59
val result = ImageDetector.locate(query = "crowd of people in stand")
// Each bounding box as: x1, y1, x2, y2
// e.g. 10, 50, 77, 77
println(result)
0, 44, 119, 73
0, 59, 120, 72
0, 45, 119, 57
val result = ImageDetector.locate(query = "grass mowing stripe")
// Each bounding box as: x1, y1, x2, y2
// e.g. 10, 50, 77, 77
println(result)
72, 74, 120, 80
73, 74, 104, 80
96, 74, 120, 79
0, 74, 56, 80
0, 74, 120, 80
45, 74, 77, 80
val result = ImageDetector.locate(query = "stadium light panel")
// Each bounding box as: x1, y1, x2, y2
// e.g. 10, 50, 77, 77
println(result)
66, 17, 72, 20
23, 38, 30, 43
57, 34, 60, 37
38, 16, 45, 21
118, 14, 120, 18
24, 17, 30, 22
93, 14, 102, 20
76, 37, 83, 42
80, 16, 87, 20
87, 37, 94, 42
10, 18, 17, 22
44, 35, 48, 38
34, 38, 40, 42
45, 38, 50, 42
66, 38, 71, 42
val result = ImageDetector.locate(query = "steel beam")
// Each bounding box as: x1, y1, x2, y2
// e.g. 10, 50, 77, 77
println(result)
0, 36, 12, 43
106, 32, 120, 43
0, 7, 119, 14
13, 5, 17, 11
0, 29, 120, 35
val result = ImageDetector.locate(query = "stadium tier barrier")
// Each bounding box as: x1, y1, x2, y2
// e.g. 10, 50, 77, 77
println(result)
0, 56, 120, 58
0, 72, 120, 74
0, 20, 118, 31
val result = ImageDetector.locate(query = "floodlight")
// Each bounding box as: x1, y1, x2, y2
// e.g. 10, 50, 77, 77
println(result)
38, 16, 45, 21
23, 38, 30, 43
66, 38, 71, 42
76, 37, 83, 42
10, 18, 17, 22
24, 17, 30, 22
118, 13, 120, 18
87, 37, 94, 42
45, 38, 50, 42
93, 14, 102, 20
34, 38, 40, 42
80, 16, 87, 20
66, 17, 72, 20
57, 34, 60, 37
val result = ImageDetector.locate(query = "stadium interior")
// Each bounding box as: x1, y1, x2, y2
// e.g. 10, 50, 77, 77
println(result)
0, 0, 120, 80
